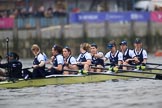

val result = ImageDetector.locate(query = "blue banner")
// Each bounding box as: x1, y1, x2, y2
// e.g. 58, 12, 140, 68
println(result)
69, 12, 150, 23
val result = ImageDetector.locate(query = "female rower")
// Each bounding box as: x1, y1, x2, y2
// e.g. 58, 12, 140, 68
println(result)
63, 46, 78, 74
47, 44, 64, 74
90, 43, 104, 72
119, 40, 138, 70
133, 38, 147, 65
76, 43, 92, 71
31, 44, 46, 78
104, 40, 123, 72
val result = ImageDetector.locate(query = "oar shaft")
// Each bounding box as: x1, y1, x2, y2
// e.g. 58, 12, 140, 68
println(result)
91, 66, 162, 75
118, 69, 162, 75
146, 62, 162, 66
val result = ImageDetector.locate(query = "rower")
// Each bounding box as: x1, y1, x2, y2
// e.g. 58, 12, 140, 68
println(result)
63, 46, 78, 74
30, 44, 47, 78
104, 40, 123, 72
90, 43, 104, 72
133, 38, 147, 66
76, 43, 92, 71
119, 40, 138, 70
0, 52, 22, 81
47, 44, 64, 74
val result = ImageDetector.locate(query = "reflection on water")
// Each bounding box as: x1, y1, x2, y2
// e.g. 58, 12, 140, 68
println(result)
0, 55, 162, 108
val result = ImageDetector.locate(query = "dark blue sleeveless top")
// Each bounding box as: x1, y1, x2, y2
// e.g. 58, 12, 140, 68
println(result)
92, 56, 104, 66
134, 49, 143, 64
53, 54, 59, 67
123, 49, 132, 61
78, 52, 87, 62
109, 51, 119, 66
33, 55, 45, 70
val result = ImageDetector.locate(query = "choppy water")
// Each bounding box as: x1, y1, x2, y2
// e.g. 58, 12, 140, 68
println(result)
0, 55, 162, 108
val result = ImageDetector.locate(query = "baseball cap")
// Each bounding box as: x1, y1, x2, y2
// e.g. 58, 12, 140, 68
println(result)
91, 43, 97, 48
134, 38, 141, 44
120, 40, 127, 45
6, 52, 19, 60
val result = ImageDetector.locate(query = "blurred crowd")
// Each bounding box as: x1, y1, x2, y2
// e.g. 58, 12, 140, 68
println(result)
0, 2, 68, 18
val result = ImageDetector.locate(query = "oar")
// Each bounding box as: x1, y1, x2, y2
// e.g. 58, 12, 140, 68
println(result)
105, 63, 162, 70
122, 64, 162, 71
63, 69, 159, 80
91, 66, 162, 76
105, 63, 162, 71
146, 62, 162, 66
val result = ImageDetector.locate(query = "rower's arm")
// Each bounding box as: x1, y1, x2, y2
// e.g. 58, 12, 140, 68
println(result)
0, 63, 8, 68
54, 64, 63, 71
142, 58, 147, 64
39, 61, 45, 67
80, 59, 91, 65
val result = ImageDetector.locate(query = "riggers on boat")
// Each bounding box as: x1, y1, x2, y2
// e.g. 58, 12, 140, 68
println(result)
0, 69, 162, 89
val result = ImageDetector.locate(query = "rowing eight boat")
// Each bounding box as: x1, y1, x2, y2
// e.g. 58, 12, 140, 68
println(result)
0, 69, 161, 89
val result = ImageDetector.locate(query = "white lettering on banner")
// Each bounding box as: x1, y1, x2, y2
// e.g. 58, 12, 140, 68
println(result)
79, 15, 98, 20
106, 15, 123, 19
130, 13, 143, 20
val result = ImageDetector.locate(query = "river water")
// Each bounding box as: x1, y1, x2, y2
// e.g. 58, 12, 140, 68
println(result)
0, 55, 162, 108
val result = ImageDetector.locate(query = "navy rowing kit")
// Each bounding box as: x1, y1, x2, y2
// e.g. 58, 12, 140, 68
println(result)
133, 48, 147, 65
65, 55, 77, 65
32, 53, 46, 78
123, 48, 136, 64
77, 52, 92, 69
50, 54, 64, 74
91, 52, 104, 67
105, 50, 123, 67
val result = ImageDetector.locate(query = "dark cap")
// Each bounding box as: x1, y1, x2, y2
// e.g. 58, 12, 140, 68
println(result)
107, 40, 116, 49
120, 40, 127, 45
6, 52, 19, 60
134, 38, 141, 44
91, 43, 97, 48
